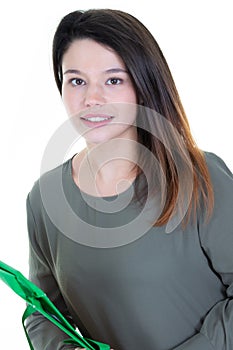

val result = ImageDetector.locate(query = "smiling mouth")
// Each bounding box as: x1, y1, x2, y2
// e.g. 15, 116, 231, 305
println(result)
81, 114, 114, 121
81, 114, 114, 122
80, 114, 114, 128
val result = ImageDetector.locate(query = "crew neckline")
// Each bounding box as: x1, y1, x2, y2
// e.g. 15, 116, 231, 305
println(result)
66, 155, 140, 200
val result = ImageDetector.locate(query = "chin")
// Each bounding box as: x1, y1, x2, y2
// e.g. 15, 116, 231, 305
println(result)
84, 133, 114, 145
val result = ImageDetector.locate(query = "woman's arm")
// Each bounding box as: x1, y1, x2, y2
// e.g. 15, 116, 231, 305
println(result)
26, 194, 77, 350
173, 153, 233, 350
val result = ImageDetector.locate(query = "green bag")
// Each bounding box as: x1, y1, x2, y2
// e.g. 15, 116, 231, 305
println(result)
0, 260, 110, 350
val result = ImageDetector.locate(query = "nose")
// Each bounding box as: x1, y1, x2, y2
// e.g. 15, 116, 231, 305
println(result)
84, 84, 105, 107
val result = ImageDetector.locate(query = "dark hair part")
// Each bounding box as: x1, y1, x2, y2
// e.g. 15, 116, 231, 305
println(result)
52, 9, 214, 228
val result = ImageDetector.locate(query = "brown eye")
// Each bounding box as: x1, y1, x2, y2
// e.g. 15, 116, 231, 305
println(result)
70, 78, 85, 86
106, 78, 122, 85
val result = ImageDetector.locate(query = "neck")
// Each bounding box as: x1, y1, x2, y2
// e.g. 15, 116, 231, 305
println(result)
85, 138, 139, 183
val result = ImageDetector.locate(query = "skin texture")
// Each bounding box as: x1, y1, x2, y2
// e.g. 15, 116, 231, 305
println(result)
61, 39, 139, 197
61, 38, 138, 146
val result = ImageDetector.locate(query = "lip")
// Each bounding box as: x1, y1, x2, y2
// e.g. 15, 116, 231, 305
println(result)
80, 114, 114, 128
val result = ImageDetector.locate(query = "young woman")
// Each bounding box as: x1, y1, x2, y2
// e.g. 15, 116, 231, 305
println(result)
26, 9, 233, 350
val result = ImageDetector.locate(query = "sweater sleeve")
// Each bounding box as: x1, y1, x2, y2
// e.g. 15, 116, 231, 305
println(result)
173, 152, 233, 350
25, 192, 77, 350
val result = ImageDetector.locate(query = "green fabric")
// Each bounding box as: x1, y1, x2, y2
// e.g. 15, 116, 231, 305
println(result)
25, 152, 233, 350
0, 260, 110, 350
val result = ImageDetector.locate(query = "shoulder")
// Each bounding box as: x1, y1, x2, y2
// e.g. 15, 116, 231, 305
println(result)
203, 151, 232, 192
201, 151, 232, 225
204, 151, 232, 176
198, 152, 233, 260
27, 158, 71, 212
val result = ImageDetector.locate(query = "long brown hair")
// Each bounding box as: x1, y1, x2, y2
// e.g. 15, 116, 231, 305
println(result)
52, 9, 214, 229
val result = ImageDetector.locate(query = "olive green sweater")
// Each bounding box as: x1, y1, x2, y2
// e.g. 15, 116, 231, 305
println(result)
26, 152, 233, 350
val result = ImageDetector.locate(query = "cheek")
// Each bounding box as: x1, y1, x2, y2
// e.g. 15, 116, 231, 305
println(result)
62, 96, 72, 115
115, 101, 138, 124
62, 91, 79, 115
122, 87, 138, 104
106, 83, 137, 104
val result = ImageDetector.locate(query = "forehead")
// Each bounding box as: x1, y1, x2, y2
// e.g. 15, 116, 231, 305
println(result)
62, 38, 126, 71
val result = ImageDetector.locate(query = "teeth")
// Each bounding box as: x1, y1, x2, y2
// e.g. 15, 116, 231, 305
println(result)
85, 117, 111, 122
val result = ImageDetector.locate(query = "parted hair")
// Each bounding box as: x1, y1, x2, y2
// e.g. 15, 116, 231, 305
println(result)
52, 9, 214, 228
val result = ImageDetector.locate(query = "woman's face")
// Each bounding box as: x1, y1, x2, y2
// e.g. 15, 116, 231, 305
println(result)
61, 39, 138, 145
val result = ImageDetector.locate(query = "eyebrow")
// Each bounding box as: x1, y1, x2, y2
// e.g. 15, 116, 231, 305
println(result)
63, 68, 128, 75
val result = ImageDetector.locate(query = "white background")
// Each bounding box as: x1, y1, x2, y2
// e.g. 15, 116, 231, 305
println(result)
0, 0, 232, 347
